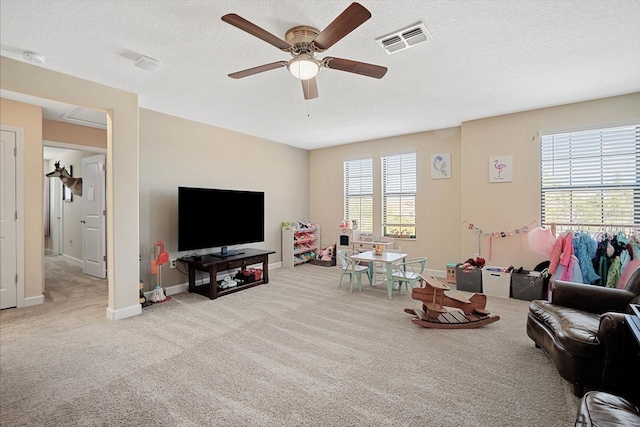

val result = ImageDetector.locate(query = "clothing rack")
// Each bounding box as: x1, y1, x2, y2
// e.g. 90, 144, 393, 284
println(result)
548, 222, 639, 238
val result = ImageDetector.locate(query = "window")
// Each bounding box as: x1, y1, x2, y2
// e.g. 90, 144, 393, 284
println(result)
382, 152, 417, 238
540, 124, 639, 228
344, 158, 373, 233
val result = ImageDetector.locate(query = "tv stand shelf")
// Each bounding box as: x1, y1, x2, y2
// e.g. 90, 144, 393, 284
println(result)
182, 248, 275, 300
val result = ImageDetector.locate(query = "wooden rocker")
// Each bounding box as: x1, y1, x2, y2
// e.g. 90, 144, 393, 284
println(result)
403, 274, 500, 329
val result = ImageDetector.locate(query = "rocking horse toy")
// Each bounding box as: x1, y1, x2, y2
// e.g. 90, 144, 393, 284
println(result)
404, 274, 500, 329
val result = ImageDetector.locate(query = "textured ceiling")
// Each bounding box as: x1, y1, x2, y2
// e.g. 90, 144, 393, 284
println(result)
1, 0, 639, 150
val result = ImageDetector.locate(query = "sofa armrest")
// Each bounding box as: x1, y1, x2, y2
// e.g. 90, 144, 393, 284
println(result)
551, 280, 635, 314
598, 312, 628, 393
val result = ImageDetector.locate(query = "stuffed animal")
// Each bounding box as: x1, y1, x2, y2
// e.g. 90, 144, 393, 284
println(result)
320, 245, 335, 261
460, 257, 486, 269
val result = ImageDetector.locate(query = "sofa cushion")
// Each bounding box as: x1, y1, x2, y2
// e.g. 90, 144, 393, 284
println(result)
529, 300, 602, 359
576, 391, 640, 426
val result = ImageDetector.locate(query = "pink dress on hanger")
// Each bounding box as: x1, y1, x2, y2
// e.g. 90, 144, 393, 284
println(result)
559, 232, 575, 281
548, 236, 563, 276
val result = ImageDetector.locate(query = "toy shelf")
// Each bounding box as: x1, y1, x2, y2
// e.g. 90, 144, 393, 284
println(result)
282, 222, 320, 268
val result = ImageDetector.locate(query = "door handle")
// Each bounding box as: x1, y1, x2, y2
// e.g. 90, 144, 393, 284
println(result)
81, 220, 86, 223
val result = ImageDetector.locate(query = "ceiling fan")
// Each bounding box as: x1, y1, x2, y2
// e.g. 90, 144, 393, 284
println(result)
221, 2, 388, 100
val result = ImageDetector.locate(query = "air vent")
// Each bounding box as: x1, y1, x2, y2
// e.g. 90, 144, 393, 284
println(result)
376, 22, 432, 55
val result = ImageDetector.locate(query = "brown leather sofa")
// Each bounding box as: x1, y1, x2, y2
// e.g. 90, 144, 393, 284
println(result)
575, 391, 640, 426
526, 268, 640, 397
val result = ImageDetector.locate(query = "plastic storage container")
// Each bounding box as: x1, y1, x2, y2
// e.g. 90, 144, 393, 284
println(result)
511, 272, 544, 301
455, 267, 482, 292
481, 266, 511, 298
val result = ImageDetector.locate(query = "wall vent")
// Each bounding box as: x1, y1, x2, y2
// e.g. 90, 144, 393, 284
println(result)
375, 22, 432, 55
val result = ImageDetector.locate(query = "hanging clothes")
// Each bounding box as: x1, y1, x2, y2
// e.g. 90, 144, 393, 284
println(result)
597, 239, 611, 287
629, 239, 640, 259
619, 259, 640, 289
606, 256, 622, 288
559, 232, 575, 282
548, 236, 563, 276
554, 255, 583, 283
573, 232, 600, 285
620, 248, 630, 272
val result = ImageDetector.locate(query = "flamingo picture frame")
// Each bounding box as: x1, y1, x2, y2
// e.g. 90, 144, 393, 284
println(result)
489, 155, 513, 182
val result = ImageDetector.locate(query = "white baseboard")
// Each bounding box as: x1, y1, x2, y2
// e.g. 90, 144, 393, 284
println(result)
62, 254, 83, 267
23, 294, 45, 307
106, 303, 142, 320
144, 283, 188, 299
425, 268, 446, 279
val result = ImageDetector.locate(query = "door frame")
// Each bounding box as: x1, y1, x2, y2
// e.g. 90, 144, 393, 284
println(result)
1, 125, 25, 308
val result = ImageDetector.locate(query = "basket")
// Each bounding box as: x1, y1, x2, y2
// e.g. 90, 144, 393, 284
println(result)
309, 258, 336, 267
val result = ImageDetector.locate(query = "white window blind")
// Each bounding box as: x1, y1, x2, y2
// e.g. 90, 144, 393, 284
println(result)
540, 124, 640, 228
344, 158, 373, 233
382, 152, 417, 238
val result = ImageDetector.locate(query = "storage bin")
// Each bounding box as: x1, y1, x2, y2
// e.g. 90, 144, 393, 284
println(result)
481, 266, 511, 298
455, 267, 482, 293
309, 258, 336, 267
446, 263, 458, 284
511, 272, 544, 301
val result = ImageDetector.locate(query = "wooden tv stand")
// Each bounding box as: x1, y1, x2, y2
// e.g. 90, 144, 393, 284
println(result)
182, 248, 275, 300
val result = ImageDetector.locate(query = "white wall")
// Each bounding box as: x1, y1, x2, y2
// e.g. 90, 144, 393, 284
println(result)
461, 93, 640, 269
310, 93, 640, 275
310, 127, 462, 274
138, 108, 310, 290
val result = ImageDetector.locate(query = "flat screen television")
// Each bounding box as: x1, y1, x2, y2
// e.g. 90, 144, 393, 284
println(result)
178, 186, 264, 257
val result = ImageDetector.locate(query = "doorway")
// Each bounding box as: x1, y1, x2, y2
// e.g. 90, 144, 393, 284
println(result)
44, 143, 107, 286
1, 58, 140, 319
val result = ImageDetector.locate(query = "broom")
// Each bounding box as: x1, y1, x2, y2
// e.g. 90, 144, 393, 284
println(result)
149, 241, 168, 302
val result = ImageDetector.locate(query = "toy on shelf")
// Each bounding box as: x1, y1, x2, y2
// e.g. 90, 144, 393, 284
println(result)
310, 244, 336, 266
404, 275, 500, 329
319, 244, 335, 261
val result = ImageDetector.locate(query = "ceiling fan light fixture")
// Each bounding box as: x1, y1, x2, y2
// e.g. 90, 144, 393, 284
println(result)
287, 56, 320, 80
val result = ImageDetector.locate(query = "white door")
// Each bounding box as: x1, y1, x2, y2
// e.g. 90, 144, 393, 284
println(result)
82, 154, 106, 278
0, 130, 17, 309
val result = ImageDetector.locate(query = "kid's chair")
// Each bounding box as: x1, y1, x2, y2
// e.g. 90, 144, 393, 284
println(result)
392, 257, 427, 291
337, 249, 371, 293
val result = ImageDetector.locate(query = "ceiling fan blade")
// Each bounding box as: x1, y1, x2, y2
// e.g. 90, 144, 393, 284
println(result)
312, 2, 371, 50
323, 57, 387, 79
228, 61, 288, 79
221, 14, 291, 51
301, 78, 319, 100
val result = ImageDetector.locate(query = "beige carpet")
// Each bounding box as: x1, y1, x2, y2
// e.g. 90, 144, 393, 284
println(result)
0, 257, 579, 426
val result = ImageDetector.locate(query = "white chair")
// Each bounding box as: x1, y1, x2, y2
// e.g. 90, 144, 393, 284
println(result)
392, 257, 427, 292
337, 249, 371, 293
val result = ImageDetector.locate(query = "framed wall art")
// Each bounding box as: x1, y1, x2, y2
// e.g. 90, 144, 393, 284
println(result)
489, 156, 513, 183
431, 153, 451, 179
